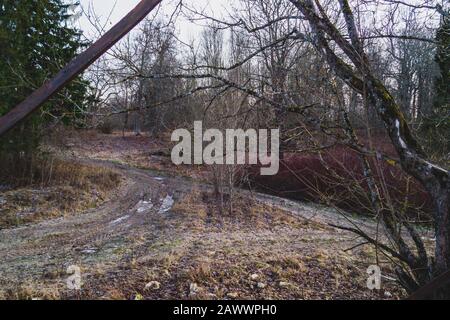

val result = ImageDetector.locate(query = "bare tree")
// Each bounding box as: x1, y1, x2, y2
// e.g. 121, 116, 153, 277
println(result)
287, 0, 449, 296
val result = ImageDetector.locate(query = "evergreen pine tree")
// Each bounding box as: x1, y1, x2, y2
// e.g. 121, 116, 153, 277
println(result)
0, 0, 90, 181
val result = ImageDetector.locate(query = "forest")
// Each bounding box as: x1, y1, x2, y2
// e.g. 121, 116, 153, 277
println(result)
0, 0, 449, 301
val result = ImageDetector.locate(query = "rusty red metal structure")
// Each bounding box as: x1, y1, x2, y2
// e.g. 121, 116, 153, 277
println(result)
408, 269, 450, 300
0, 0, 162, 137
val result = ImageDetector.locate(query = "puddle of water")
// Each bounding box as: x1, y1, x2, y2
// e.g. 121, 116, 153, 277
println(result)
81, 248, 97, 254
17, 210, 36, 218
110, 215, 130, 225
135, 200, 154, 213
158, 195, 174, 214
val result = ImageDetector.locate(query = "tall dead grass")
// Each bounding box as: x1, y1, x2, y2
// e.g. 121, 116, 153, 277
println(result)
0, 154, 120, 191
0, 156, 122, 228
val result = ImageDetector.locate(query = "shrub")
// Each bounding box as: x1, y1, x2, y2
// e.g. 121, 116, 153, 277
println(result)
248, 145, 433, 220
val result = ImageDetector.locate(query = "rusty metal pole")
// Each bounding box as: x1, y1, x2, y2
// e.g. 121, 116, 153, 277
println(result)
408, 269, 450, 300
0, 0, 162, 138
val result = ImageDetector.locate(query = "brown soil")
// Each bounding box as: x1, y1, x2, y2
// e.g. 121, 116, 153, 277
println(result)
0, 131, 407, 300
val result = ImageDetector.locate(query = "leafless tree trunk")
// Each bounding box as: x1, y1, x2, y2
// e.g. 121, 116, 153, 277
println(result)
289, 0, 449, 296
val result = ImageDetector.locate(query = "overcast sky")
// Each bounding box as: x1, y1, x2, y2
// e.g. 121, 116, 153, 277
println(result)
74, 0, 443, 54
76, 0, 229, 44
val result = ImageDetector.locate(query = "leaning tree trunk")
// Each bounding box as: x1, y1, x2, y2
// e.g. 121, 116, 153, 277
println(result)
368, 77, 450, 278
289, 0, 450, 297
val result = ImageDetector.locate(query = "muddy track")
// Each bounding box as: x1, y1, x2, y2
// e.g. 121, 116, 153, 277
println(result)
0, 158, 396, 299
83, 158, 380, 234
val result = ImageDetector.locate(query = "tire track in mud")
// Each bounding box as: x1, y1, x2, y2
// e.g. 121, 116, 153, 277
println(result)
0, 157, 385, 296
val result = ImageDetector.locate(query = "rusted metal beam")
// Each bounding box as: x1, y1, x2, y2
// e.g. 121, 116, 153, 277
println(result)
408, 269, 450, 300
0, 0, 162, 137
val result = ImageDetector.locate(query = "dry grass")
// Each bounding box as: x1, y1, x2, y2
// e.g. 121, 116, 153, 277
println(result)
64, 130, 209, 181
41, 159, 121, 191
0, 186, 403, 301
0, 130, 408, 300
0, 159, 122, 228
5, 283, 62, 300
67, 190, 401, 300
172, 190, 330, 232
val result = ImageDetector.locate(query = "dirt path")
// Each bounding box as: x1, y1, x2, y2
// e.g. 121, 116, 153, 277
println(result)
0, 135, 406, 300
0, 159, 202, 296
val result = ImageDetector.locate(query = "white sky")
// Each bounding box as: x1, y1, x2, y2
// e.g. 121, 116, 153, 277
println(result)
76, 0, 444, 44
76, 0, 229, 44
